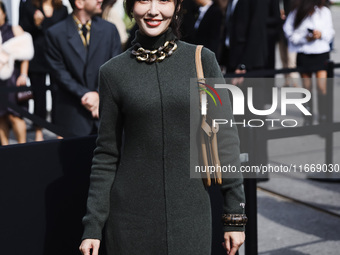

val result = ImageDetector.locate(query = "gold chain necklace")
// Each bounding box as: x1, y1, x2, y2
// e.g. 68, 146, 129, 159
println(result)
131, 40, 177, 63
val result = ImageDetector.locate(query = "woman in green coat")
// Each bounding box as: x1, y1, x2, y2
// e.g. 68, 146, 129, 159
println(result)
79, 0, 246, 254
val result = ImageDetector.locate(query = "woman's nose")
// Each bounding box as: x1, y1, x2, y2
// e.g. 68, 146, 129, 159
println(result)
148, 1, 160, 16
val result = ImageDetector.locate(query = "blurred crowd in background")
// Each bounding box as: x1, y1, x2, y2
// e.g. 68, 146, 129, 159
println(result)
0, 0, 336, 145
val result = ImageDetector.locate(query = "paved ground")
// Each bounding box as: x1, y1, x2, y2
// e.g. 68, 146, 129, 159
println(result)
253, 5, 340, 255
4, 4, 340, 255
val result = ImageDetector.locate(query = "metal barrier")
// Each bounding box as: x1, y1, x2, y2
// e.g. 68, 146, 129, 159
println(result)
1, 62, 339, 141
236, 61, 340, 255
0, 86, 75, 138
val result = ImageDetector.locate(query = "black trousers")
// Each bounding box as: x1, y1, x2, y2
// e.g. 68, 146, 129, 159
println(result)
29, 73, 47, 124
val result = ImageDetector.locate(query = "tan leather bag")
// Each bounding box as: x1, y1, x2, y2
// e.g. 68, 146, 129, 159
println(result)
195, 45, 222, 187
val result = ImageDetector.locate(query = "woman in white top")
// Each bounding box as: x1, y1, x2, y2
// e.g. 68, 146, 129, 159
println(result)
283, 0, 335, 125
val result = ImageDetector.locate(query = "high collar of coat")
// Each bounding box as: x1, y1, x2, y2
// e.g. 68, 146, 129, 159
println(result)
132, 28, 177, 50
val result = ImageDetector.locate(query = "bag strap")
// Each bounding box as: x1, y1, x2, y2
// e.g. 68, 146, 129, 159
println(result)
195, 45, 222, 186
195, 46, 210, 186
195, 45, 208, 131
195, 45, 204, 82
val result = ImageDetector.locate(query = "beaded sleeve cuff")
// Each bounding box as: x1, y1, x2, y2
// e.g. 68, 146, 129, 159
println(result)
222, 214, 248, 227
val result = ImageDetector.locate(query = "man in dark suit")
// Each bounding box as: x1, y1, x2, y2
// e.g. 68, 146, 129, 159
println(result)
180, 0, 199, 44
220, 0, 269, 180
220, 0, 268, 73
193, 0, 223, 58
266, 0, 281, 74
45, 0, 121, 137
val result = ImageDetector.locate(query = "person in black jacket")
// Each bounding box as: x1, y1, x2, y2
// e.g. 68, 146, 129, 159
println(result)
265, 0, 281, 74
180, 0, 199, 44
45, 0, 121, 137
220, 0, 269, 173
193, 0, 223, 58
19, 0, 68, 141
220, 0, 268, 73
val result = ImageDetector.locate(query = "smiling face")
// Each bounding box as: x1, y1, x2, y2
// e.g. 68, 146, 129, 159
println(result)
132, 0, 176, 37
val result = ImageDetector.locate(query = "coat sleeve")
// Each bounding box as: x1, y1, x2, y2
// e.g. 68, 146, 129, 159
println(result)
283, 10, 308, 46
319, 7, 335, 44
45, 28, 90, 99
201, 48, 246, 232
82, 64, 123, 240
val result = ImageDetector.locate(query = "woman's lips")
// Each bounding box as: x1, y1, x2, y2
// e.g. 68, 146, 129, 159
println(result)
145, 19, 162, 27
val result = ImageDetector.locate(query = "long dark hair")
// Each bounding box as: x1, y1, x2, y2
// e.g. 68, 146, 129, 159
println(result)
32, 0, 63, 9
102, 0, 117, 12
124, 0, 183, 38
0, 1, 9, 23
293, 0, 326, 29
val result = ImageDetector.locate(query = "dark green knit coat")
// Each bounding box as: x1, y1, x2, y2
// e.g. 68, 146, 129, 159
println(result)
82, 29, 245, 255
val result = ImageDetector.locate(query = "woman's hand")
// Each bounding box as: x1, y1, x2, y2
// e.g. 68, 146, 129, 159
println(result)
33, 10, 45, 27
280, 9, 286, 21
313, 30, 322, 40
307, 30, 322, 42
222, 231, 245, 255
16, 74, 27, 87
231, 69, 246, 86
81, 91, 99, 118
79, 239, 100, 255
